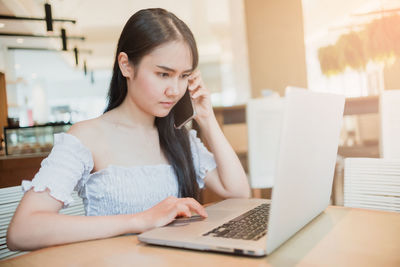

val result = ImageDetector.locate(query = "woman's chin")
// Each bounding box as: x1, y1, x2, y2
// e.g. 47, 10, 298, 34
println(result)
154, 110, 171, 118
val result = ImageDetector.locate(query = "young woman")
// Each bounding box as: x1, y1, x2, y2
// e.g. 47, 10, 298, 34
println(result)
7, 8, 250, 251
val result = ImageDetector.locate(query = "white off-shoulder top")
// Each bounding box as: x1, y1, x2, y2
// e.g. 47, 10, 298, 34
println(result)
21, 130, 217, 216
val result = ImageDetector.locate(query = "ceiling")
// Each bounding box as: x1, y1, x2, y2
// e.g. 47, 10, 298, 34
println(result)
0, 0, 230, 72
302, 0, 400, 46
1, 0, 399, 76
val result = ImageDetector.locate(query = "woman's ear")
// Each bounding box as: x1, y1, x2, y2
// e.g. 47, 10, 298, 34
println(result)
118, 52, 134, 78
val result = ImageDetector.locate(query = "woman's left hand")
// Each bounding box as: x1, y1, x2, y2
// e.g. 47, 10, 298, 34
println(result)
188, 70, 214, 125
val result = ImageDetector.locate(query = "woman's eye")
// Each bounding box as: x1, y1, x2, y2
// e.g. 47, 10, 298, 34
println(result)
181, 74, 190, 79
158, 72, 169, 78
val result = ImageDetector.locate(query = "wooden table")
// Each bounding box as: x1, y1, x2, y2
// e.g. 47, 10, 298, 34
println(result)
1, 206, 399, 267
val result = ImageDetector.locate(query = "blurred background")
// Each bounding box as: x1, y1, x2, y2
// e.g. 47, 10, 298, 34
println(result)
0, 0, 399, 204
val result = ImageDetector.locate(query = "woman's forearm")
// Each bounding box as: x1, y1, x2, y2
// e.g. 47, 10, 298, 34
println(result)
7, 211, 144, 251
7, 193, 208, 252
197, 116, 250, 198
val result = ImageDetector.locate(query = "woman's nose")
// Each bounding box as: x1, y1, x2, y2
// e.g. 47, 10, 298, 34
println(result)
165, 80, 181, 97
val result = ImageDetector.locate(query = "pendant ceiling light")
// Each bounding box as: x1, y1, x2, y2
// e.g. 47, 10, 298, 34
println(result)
44, 3, 53, 31
0, 4, 76, 31
1, 2, 94, 79
73, 47, 79, 66
61, 28, 67, 51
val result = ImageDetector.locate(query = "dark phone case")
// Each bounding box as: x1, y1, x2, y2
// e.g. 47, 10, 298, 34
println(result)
173, 89, 196, 129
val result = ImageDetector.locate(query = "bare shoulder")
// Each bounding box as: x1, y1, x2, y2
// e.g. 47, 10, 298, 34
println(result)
68, 117, 100, 137
67, 117, 105, 148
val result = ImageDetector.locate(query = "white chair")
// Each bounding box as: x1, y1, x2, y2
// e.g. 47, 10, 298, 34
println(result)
247, 87, 310, 195
246, 96, 285, 189
344, 158, 400, 212
380, 89, 400, 158
0, 185, 85, 260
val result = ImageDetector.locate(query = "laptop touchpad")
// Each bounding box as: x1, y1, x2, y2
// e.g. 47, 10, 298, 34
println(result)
168, 210, 234, 227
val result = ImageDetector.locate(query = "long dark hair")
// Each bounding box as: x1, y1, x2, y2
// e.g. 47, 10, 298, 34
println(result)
104, 8, 200, 200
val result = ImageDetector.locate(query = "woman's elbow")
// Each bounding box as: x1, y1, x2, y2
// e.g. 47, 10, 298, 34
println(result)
234, 183, 251, 198
224, 187, 251, 199
235, 189, 251, 198
6, 219, 34, 251
6, 225, 23, 251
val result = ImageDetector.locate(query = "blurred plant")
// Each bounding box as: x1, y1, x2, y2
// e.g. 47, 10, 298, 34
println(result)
337, 32, 367, 70
318, 14, 400, 76
364, 14, 400, 60
318, 45, 344, 76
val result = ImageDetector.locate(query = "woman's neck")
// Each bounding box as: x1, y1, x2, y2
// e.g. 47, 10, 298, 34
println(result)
110, 96, 156, 130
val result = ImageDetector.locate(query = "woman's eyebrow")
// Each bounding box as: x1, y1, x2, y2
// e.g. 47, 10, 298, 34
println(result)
156, 65, 192, 73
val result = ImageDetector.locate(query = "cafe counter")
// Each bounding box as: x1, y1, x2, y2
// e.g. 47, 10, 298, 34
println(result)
0, 152, 48, 188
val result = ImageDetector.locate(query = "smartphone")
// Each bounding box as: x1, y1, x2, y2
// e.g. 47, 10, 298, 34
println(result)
173, 88, 196, 129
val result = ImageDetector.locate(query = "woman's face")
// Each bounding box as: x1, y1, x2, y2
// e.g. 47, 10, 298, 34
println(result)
126, 41, 193, 118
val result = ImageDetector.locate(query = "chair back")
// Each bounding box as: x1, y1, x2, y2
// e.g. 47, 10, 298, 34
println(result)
0, 186, 84, 260
344, 158, 400, 212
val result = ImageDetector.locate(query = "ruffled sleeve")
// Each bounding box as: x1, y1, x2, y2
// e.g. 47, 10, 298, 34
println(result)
21, 133, 94, 208
188, 129, 217, 189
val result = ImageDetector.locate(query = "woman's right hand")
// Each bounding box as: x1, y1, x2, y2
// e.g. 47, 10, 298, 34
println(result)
137, 196, 208, 232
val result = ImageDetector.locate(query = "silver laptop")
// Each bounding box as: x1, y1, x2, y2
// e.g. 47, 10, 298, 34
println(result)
139, 89, 345, 256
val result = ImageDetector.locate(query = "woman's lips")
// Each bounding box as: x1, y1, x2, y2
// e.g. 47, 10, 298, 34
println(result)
160, 101, 174, 108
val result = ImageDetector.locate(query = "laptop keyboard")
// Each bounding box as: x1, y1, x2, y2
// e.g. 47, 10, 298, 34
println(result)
202, 203, 270, 241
